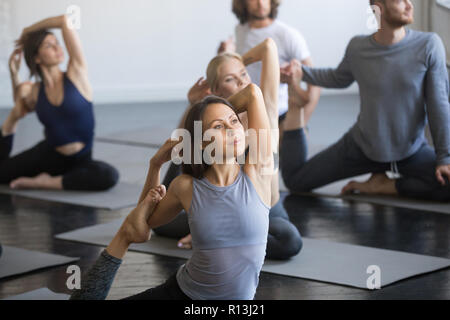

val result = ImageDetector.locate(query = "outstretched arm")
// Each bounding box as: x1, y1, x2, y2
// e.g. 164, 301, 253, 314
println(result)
300, 41, 355, 89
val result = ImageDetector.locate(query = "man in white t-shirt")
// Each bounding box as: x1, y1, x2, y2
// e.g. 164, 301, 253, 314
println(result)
219, 0, 320, 124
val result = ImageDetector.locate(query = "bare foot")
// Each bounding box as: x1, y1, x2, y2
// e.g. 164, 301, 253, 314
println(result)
341, 173, 398, 196
10, 173, 61, 190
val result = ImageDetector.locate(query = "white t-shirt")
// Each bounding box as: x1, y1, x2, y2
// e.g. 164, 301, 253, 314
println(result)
235, 20, 311, 116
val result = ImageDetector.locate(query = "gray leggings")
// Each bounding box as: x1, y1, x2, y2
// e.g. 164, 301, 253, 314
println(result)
281, 129, 450, 201
154, 163, 303, 260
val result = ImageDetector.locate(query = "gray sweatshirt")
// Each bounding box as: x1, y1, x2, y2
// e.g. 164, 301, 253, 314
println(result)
302, 29, 450, 166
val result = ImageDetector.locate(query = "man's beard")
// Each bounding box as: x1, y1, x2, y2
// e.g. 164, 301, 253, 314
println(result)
384, 11, 414, 28
249, 13, 270, 21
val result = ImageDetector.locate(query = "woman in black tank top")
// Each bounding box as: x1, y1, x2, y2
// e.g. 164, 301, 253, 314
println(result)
0, 14, 118, 191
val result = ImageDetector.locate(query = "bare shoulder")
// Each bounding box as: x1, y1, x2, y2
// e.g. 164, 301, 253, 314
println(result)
170, 174, 194, 212
17, 82, 39, 111
170, 174, 194, 193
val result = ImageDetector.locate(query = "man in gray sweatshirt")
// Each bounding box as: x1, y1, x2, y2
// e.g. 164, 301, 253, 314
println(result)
280, 0, 450, 201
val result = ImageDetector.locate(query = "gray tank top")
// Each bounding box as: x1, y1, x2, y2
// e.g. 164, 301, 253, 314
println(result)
176, 168, 270, 300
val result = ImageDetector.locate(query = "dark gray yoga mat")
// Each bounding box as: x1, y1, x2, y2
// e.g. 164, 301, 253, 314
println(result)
2, 288, 69, 300
96, 126, 176, 148
55, 219, 450, 290
0, 182, 143, 211
0, 142, 169, 210
0, 246, 79, 280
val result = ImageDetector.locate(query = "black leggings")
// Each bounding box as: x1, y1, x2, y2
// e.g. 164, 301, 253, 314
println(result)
0, 132, 119, 191
123, 272, 191, 300
154, 163, 303, 260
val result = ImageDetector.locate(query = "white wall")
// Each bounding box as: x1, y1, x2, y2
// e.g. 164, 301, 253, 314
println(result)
0, 0, 376, 108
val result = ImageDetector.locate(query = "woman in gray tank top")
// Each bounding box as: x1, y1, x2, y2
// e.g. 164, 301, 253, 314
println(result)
71, 83, 274, 300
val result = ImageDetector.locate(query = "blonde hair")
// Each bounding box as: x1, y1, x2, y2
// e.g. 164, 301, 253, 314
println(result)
206, 52, 244, 93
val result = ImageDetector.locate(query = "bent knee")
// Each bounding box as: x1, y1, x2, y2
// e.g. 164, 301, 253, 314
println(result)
267, 218, 303, 260
92, 163, 120, 191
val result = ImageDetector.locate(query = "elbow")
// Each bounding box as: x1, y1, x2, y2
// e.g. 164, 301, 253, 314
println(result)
61, 14, 72, 30
246, 83, 263, 100
263, 38, 277, 54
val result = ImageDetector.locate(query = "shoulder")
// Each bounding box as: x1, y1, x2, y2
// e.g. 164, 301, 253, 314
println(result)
275, 21, 302, 38
18, 81, 39, 110
170, 174, 193, 194
422, 31, 445, 50
348, 34, 369, 47
270, 21, 301, 42
343, 35, 370, 55
408, 31, 446, 60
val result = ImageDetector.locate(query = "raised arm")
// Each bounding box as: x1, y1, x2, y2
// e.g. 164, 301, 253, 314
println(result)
9, 49, 22, 102
18, 15, 88, 72
228, 84, 273, 179
242, 38, 280, 126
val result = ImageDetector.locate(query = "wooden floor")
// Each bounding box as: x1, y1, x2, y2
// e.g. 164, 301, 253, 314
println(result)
0, 192, 449, 300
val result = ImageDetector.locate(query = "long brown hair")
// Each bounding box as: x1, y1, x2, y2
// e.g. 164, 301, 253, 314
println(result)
23, 29, 53, 79
182, 96, 241, 179
232, 0, 281, 25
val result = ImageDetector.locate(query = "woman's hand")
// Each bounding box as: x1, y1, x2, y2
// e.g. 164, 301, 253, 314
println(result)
188, 77, 211, 105
121, 185, 167, 245
150, 138, 183, 168
9, 48, 22, 75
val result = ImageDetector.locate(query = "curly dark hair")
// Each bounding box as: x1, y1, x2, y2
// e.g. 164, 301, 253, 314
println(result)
232, 0, 282, 25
